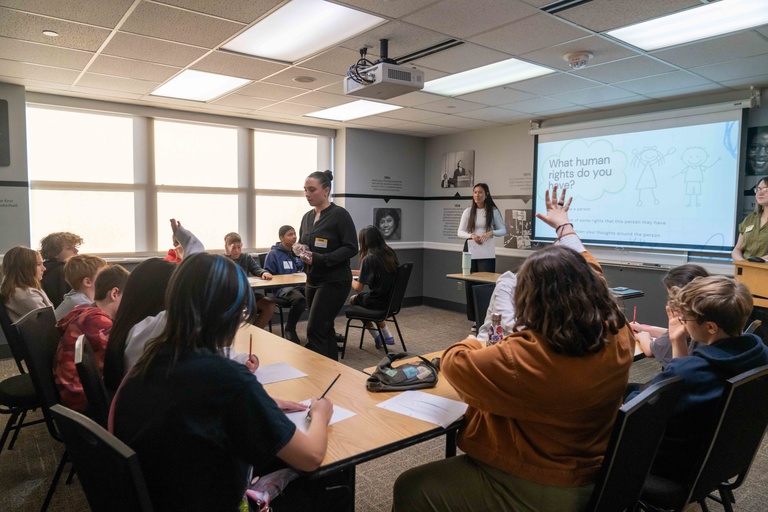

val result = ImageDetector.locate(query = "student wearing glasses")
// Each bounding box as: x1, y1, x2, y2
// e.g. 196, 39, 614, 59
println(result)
732, 177, 768, 261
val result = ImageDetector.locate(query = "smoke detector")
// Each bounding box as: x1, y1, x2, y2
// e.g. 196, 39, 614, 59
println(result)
564, 52, 593, 70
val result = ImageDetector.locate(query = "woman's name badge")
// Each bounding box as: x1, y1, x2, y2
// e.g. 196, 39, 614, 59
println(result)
314, 237, 328, 248
745, 225, 755, 233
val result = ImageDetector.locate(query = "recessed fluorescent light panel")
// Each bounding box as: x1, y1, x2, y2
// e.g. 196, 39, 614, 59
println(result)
607, 0, 768, 51
305, 100, 402, 122
222, 0, 386, 63
151, 70, 251, 102
423, 59, 554, 97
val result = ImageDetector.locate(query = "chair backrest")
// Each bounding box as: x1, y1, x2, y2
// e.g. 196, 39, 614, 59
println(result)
472, 283, 496, 329
744, 319, 762, 334
257, 252, 267, 268
586, 376, 684, 512
0, 300, 26, 373
75, 334, 110, 428
385, 263, 413, 317
14, 306, 62, 437
686, 364, 768, 504
50, 404, 153, 512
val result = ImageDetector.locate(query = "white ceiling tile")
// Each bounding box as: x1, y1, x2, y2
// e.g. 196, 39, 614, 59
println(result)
456, 86, 536, 106
691, 54, 768, 83
289, 91, 356, 108
210, 94, 274, 110
78, 73, 160, 95
238, 82, 306, 101
573, 56, 678, 83
346, 116, 406, 128
154, 0, 284, 24
262, 67, 342, 90
120, 2, 244, 49
103, 32, 208, 68
260, 102, 322, 116
0, 0, 135, 28
555, 0, 700, 33
338, 21, 448, 61
68, 85, 144, 100
642, 83, 729, 100
402, 0, 538, 39
0, 37, 93, 70
413, 97, 486, 114
613, 71, 712, 95
0, 7, 111, 51
378, 108, 443, 121
719, 76, 768, 89
88, 55, 180, 83
521, 35, 638, 71
332, 0, 443, 19
0, 59, 79, 84
550, 85, 637, 105
469, 13, 590, 56
499, 96, 576, 114
454, 107, 529, 122
586, 96, 658, 109
411, 43, 510, 74
192, 51, 287, 81
651, 32, 768, 69
420, 114, 501, 130
507, 73, 596, 96
298, 47, 365, 76
382, 91, 444, 107
5, 77, 73, 92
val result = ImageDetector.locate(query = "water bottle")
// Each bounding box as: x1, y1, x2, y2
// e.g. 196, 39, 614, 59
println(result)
487, 313, 503, 346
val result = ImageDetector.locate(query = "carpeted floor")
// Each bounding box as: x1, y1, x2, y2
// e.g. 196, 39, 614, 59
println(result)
1, 305, 764, 511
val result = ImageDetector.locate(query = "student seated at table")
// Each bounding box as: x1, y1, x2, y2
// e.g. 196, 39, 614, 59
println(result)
224, 232, 276, 330
40, 231, 83, 307
1, 246, 54, 322
474, 270, 517, 343
54, 255, 107, 321
111, 252, 335, 512
53, 264, 129, 413
628, 275, 768, 480
630, 264, 709, 368
392, 186, 635, 512
264, 225, 307, 344
349, 225, 399, 348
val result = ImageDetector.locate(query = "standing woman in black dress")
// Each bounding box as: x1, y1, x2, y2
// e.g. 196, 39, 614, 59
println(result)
299, 170, 358, 359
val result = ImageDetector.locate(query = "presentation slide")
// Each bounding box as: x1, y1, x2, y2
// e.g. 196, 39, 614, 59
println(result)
533, 119, 741, 252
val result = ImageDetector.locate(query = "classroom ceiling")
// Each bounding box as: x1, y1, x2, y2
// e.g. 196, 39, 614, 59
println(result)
1, 0, 767, 137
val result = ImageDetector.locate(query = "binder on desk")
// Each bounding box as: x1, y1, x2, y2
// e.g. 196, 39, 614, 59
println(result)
610, 287, 644, 299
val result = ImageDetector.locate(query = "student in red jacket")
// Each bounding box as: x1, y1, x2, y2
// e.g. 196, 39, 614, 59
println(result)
393, 186, 635, 512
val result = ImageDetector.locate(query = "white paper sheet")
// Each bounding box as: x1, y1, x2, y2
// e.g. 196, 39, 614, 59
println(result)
284, 400, 356, 433
376, 390, 468, 428
254, 362, 307, 385
467, 239, 495, 260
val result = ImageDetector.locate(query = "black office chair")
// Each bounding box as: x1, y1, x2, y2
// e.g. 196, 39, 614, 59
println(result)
471, 283, 496, 333
74, 334, 110, 428
50, 404, 153, 512
638, 364, 768, 512
744, 319, 761, 334
342, 262, 413, 358
15, 306, 72, 511
0, 301, 45, 456
585, 376, 684, 512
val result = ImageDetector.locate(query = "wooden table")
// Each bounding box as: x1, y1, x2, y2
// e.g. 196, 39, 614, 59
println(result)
233, 326, 461, 486
248, 273, 306, 290
445, 272, 501, 284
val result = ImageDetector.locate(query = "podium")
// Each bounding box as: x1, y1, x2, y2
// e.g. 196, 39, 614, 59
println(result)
734, 261, 768, 308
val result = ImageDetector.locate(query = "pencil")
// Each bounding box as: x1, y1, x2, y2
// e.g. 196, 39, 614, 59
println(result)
249, 333, 252, 356
307, 373, 341, 419
633, 306, 637, 324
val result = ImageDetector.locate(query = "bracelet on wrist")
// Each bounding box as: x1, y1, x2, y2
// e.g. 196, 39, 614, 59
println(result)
556, 223, 573, 236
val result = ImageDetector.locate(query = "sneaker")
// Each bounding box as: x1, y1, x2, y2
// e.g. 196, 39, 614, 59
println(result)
383, 336, 395, 346
373, 334, 383, 349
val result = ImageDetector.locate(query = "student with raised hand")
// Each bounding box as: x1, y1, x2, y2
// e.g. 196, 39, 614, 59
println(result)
1, 246, 53, 322
349, 225, 399, 348
299, 170, 358, 359
457, 183, 506, 331
54, 255, 107, 321
224, 231, 276, 330
111, 252, 334, 512
628, 276, 768, 481
264, 225, 307, 344
53, 264, 129, 413
39, 231, 83, 307
630, 264, 709, 368
393, 186, 635, 512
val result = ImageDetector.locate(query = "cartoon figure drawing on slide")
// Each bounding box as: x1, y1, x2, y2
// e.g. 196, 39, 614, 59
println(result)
673, 147, 721, 208
632, 146, 675, 207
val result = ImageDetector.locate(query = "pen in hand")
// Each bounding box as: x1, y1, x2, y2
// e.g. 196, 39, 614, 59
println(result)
306, 373, 341, 419
632, 306, 637, 324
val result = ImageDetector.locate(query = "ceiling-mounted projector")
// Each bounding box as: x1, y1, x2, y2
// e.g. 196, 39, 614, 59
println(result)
343, 62, 424, 100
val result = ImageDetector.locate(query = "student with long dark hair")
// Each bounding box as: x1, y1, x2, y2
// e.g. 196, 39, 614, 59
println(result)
298, 170, 358, 359
393, 186, 634, 512
1, 246, 53, 322
457, 183, 506, 330
350, 225, 400, 347
112, 253, 333, 512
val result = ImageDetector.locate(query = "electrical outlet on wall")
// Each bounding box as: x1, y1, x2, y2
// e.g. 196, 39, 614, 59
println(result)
457, 282, 463, 291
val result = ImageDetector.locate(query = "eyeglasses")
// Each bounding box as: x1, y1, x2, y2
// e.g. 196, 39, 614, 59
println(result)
749, 144, 768, 154
677, 315, 697, 324
753, 186, 768, 194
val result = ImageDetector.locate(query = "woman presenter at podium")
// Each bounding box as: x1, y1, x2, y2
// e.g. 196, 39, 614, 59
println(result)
733, 177, 768, 261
